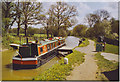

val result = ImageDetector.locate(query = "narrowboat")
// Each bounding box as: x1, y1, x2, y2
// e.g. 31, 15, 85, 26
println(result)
12, 37, 65, 69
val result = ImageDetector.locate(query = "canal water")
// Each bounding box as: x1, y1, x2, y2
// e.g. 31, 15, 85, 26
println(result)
2, 36, 79, 80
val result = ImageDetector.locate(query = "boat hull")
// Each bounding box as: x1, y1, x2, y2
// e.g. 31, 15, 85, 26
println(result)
12, 42, 65, 70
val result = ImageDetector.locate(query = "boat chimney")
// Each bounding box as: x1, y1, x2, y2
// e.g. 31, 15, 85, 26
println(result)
26, 37, 28, 44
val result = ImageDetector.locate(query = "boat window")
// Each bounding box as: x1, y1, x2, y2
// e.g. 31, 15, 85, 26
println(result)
40, 47, 43, 53
51, 43, 53, 49
58, 41, 60, 45
53, 43, 55, 48
56, 41, 58, 46
47, 44, 50, 51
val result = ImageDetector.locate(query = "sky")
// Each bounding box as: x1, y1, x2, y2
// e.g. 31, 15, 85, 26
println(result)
12, 1, 119, 30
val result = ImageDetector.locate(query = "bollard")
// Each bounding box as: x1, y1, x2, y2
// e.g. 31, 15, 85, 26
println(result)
64, 58, 68, 64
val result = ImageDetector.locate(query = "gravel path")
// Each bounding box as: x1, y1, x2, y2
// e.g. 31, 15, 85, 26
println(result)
101, 52, 119, 62
66, 40, 98, 80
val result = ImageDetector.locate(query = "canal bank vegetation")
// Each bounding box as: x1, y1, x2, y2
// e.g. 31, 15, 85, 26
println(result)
78, 38, 89, 47
2, 33, 51, 49
104, 43, 118, 54
33, 50, 86, 80
94, 52, 118, 80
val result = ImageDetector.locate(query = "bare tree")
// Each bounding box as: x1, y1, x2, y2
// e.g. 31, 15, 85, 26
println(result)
84, 13, 100, 27
21, 2, 42, 36
85, 9, 110, 28
2, 2, 16, 34
48, 2, 77, 36
14, 1, 23, 36
94, 9, 110, 21
40, 15, 52, 38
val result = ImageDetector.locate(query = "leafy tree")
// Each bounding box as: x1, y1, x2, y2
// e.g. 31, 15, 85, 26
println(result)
110, 18, 119, 34
58, 29, 67, 37
73, 24, 87, 37
93, 20, 111, 38
86, 27, 95, 38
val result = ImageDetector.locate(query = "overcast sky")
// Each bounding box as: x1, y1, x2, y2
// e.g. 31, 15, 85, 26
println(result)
12, 2, 119, 30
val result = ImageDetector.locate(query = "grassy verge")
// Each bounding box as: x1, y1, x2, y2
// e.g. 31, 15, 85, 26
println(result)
2, 34, 49, 49
78, 38, 89, 47
33, 50, 86, 80
104, 43, 118, 54
94, 52, 118, 80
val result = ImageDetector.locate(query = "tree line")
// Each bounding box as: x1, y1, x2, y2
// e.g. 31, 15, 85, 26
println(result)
72, 9, 119, 40
2, 2, 77, 38
2, 2, 118, 40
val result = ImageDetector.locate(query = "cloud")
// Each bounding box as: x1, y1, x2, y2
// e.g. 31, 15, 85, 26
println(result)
103, 2, 118, 19
72, 2, 91, 25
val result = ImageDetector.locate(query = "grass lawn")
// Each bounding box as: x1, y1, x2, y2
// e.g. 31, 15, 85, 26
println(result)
94, 52, 118, 80
33, 50, 86, 80
78, 38, 89, 47
104, 43, 118, 54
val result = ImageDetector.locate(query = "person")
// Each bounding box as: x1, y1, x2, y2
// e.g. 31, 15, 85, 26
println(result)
103, 42, 106, 51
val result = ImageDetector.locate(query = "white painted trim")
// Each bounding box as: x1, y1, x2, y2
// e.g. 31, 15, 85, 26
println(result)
12, 57, 37, 61
13, 43, 65, 61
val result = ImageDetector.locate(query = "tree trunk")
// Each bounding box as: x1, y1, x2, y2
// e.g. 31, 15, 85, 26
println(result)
46, 29, 49, 39
17, 16, 20, 36
51, 33, 52, 38
25, 23, 27, 37
17, 26, 20, 36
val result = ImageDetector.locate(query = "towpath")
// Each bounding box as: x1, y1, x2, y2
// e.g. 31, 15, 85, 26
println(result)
66, 40, 98, 80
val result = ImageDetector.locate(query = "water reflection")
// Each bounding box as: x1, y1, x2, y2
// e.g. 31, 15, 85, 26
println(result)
65, 36, 79, 48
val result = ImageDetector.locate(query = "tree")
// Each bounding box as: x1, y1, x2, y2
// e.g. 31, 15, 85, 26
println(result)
110, 18, 119, 34
84, 13, 100, 27
14, 1, 23, 36
27, 26, 34, 36
73, 24, 87, 37
2, 2, 16, 34
93, 20, 111, 38
21, 2, 42, 36
40, 15, 52, 38
48, 2, 77, 36
94, 9, 110, 22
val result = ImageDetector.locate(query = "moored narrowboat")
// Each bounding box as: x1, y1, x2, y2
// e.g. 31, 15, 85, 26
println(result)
12, 37, 65, 69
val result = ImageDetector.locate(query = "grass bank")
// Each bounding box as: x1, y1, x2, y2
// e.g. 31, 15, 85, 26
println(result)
94, 52, 118, 80
33, 50, 86, 80
104, 43, 118, 54
2, 34, 49, 49
78, 38, 89, 47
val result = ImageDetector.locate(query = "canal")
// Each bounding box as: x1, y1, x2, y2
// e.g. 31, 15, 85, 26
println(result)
2, 36, 79, 80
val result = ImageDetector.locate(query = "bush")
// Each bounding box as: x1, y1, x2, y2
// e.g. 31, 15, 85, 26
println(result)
78, 38, 89, 47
